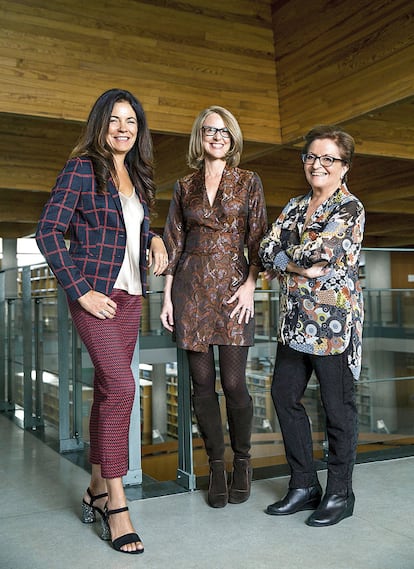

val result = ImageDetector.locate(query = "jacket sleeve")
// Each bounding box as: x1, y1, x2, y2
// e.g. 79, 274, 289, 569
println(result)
259, 199, 295, 272
246, 173, 268, 268
35, 158, 93, 301
163, 180, 186, 276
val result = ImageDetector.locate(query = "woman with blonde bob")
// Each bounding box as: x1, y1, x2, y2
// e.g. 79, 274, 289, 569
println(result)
161, 105, 267, 508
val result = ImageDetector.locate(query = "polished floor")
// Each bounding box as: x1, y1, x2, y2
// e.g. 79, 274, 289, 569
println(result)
1, 413, 413, 569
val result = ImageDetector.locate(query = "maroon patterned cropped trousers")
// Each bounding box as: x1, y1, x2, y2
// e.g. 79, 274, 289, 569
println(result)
69, 290, 142, 478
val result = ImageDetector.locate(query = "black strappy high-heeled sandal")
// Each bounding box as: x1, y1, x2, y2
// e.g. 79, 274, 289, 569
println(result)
101, 505, 144, 554
81, 487, 108, 524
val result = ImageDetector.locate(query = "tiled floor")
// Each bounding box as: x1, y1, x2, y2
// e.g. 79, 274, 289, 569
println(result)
1, 412, 413, 569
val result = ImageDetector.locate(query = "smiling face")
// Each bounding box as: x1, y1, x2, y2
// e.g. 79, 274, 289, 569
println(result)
304, 138, 349, 194
106, 100, 138, 156
201, 112, 231, 162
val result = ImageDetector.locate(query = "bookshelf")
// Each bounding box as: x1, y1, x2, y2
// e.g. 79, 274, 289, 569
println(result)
166, 374, 179, 438
246, 370, 273, 432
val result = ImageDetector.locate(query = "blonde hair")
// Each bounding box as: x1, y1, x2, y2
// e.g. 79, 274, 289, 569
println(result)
187, 106, 243, 170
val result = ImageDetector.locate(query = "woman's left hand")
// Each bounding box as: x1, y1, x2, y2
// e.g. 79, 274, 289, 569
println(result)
148, 236, 168, 276
227, 281, 256, 324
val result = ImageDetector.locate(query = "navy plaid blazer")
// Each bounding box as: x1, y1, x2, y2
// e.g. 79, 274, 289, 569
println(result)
36, 156, 157, 302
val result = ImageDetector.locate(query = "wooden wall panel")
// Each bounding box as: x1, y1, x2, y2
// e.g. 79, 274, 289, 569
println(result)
272, 0, 414, 141
390, 252, 414, 289
0, 0, 280, 143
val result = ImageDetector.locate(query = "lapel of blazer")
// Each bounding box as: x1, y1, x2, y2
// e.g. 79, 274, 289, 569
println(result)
107, 178, 124, 219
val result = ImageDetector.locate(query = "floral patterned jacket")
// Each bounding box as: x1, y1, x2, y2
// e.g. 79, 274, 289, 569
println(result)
259, 184, 365, 379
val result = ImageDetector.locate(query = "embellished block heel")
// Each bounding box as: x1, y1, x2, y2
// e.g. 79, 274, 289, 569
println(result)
100, 514, 111, 541
81, 487, 108, 524
101, 505, 144, 554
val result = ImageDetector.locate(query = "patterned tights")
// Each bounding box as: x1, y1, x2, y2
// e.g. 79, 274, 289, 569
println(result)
187, 345, 250, 407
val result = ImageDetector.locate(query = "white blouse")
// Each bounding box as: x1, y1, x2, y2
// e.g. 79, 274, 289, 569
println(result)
114, 190, 144, 295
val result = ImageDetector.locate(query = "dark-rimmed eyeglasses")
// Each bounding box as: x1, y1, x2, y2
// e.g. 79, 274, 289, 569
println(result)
202, 126, 231, 139
301, 153, 346, 167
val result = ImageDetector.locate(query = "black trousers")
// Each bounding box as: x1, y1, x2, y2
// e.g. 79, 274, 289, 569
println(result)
272, 343, 358, 496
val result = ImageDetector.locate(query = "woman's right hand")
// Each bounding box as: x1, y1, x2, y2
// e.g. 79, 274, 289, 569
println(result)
301, 261, 330, 279
286, 260, 330, 279
78, 290, 117, 319
160, 299, 174, 332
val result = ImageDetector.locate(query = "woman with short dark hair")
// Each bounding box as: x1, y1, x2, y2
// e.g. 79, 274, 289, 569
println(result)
260, 125, 365, 527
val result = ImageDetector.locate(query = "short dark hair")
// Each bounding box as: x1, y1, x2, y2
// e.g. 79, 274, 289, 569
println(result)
302, 125, 355, 182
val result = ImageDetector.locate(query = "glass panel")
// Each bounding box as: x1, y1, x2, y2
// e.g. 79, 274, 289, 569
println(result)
1, 256, 413, 494
138, 360, 181, 483
138, 293, 180, 484
7, 299, 24, 419
190, 285, 414, 482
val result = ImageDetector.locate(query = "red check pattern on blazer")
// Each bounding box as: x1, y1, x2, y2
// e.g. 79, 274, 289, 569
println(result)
36, 157, 156, 302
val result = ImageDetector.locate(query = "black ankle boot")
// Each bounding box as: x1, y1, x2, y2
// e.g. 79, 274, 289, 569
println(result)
208, 460, 228, 508
229, 457, 252, 504
266, 484, 322, 515
306, 492, 355, 526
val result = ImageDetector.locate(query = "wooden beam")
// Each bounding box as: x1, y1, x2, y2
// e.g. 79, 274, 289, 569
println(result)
0, 222, 38, 239
0, 191, 49, 223
364, 213, 414, 236
343, 97, 414, 160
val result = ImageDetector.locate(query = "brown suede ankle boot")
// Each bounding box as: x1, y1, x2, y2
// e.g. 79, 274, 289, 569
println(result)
192, 395, 228, 508
208, 460, 228, 508
227, 399, 253, 504
229, 457, 252, 504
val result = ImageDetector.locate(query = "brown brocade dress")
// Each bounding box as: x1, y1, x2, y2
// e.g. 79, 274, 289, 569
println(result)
163, 166, 268, 353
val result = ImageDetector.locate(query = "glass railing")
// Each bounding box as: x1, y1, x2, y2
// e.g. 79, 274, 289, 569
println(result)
1, 264, 413, 494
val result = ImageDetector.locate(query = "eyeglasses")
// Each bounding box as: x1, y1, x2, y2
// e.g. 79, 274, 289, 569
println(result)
202, 126, 231, 139
301, 153, 346, 167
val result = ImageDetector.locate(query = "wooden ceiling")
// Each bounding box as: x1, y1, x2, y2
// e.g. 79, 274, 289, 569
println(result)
0, 0, 413, 248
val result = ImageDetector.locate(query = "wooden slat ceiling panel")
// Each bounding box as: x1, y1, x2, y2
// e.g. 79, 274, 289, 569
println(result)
0, 0, 413, 247
0, 0, 280, 142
